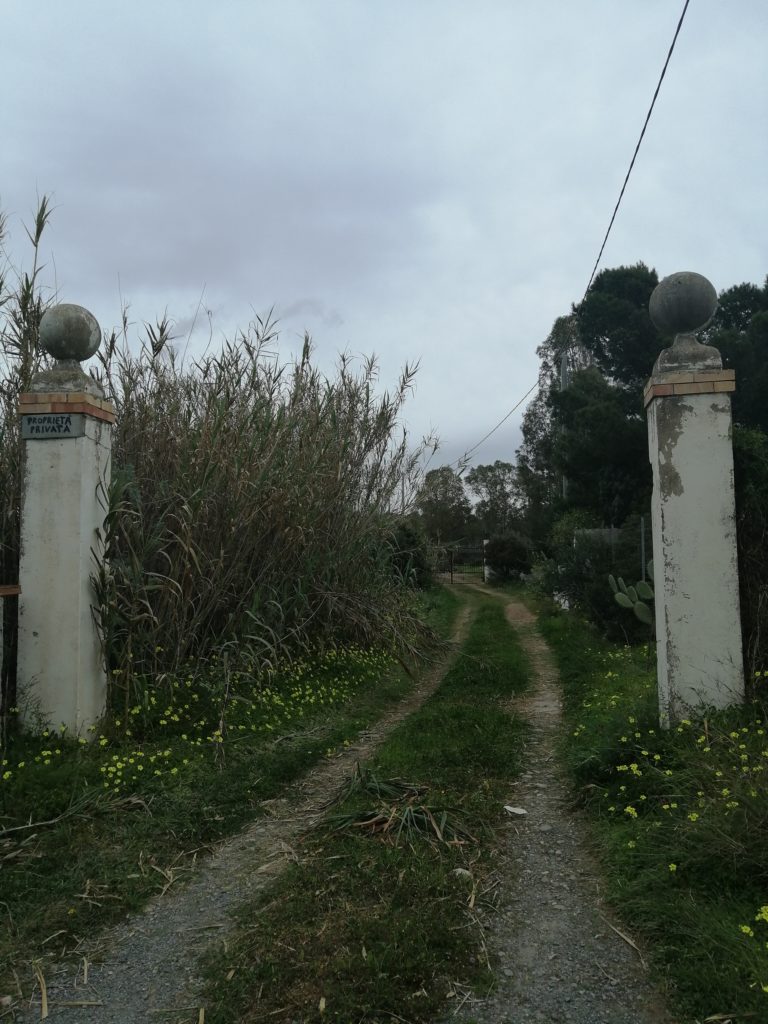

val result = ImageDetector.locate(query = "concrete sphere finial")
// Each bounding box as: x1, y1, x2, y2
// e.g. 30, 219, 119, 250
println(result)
649, 272, 718, 336
39, 303, 101, 362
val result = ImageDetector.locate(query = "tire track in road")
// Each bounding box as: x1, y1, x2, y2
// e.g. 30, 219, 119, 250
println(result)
20, 601, 476, 1024
447, 589, 675, 1024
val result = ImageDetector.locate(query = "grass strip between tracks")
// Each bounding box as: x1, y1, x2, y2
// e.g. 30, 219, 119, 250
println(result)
201, 592, 531, 1024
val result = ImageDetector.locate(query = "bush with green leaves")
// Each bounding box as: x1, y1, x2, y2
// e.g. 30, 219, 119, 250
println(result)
386, 518, 432, 588
531, 510, 651, 640
733, 426, 768, 694
484, 532, 532, 579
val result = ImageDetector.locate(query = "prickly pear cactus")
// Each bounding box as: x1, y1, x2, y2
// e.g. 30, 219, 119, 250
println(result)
609, 563, 655, 626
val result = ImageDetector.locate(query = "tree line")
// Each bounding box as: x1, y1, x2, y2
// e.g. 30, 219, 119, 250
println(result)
411, 262, 768, 674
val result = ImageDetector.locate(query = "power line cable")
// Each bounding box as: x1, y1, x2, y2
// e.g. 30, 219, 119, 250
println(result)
454, 378, 540, 468
453, 0, 692, 469
580, 0, 691, 304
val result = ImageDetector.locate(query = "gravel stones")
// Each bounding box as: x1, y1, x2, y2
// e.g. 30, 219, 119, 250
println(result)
444, 600, 674, 1024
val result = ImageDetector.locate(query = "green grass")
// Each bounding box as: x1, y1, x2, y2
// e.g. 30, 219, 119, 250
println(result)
0, 587, 460, 994
540, 607, 768, 1021
486, 577, 529, 599
199, 594, 531, 1023
417, 583, 461, 639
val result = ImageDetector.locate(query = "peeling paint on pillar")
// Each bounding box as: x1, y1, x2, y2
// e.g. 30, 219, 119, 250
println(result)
646, 272, 744, 727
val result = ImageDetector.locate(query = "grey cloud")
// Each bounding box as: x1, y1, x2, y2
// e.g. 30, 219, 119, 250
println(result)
1, 0, 766, 470
279, 299, 344, 329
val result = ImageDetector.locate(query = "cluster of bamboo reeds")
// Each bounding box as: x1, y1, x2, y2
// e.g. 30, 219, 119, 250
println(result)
0, 199, 51, 725
1, 198, 433, 722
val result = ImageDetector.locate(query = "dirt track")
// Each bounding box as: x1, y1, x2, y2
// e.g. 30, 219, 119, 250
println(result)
20, 588, 675, 1023
19, 610, 474, 1023
447, 588, 674, 1024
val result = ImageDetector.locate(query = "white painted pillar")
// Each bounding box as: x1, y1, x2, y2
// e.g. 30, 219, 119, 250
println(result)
17, 304, 114, 736
645, 272, 744, 727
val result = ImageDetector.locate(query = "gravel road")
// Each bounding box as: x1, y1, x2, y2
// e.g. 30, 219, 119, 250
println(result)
16, 609, 473, 1023
446, 595, 675, 1024
16, 592, 676, 1024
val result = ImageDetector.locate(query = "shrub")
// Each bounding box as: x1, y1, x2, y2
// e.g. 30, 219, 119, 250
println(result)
484, 532, 531, 578
733, 425, 768, 694
531, 510, 650, 640
386, 518, 432, 588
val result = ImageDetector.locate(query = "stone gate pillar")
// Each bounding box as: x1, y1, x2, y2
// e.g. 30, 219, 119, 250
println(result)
17, 304, 114, 735
645, 272, 744, 727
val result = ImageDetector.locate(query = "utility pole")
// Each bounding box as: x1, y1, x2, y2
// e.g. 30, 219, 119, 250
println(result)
560, 349, 570, 500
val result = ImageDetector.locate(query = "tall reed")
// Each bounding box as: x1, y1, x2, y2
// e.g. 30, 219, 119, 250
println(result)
0, 199, 52, 724
1, 199, 432, 726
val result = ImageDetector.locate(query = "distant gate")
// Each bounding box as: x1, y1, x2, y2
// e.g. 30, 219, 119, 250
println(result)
435, 544, 485, 584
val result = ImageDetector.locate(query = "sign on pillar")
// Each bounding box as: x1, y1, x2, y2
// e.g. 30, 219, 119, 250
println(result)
17, 304, 114, 736
645, 272, 744, 727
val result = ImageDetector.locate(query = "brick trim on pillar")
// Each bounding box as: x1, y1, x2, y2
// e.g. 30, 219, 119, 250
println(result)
643, 369, 735, 407
19, 391, 116, 424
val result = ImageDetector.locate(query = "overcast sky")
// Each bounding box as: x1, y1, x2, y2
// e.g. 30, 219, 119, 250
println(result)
2, 0, 766, 468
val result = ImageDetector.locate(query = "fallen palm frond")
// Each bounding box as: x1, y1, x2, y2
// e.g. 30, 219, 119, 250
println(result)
327, 798, 477, 847
337, 763, 426, 803
0, 790, 150, 841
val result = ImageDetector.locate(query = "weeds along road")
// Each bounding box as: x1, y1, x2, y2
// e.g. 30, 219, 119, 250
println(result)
17, 587, 673, 1024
